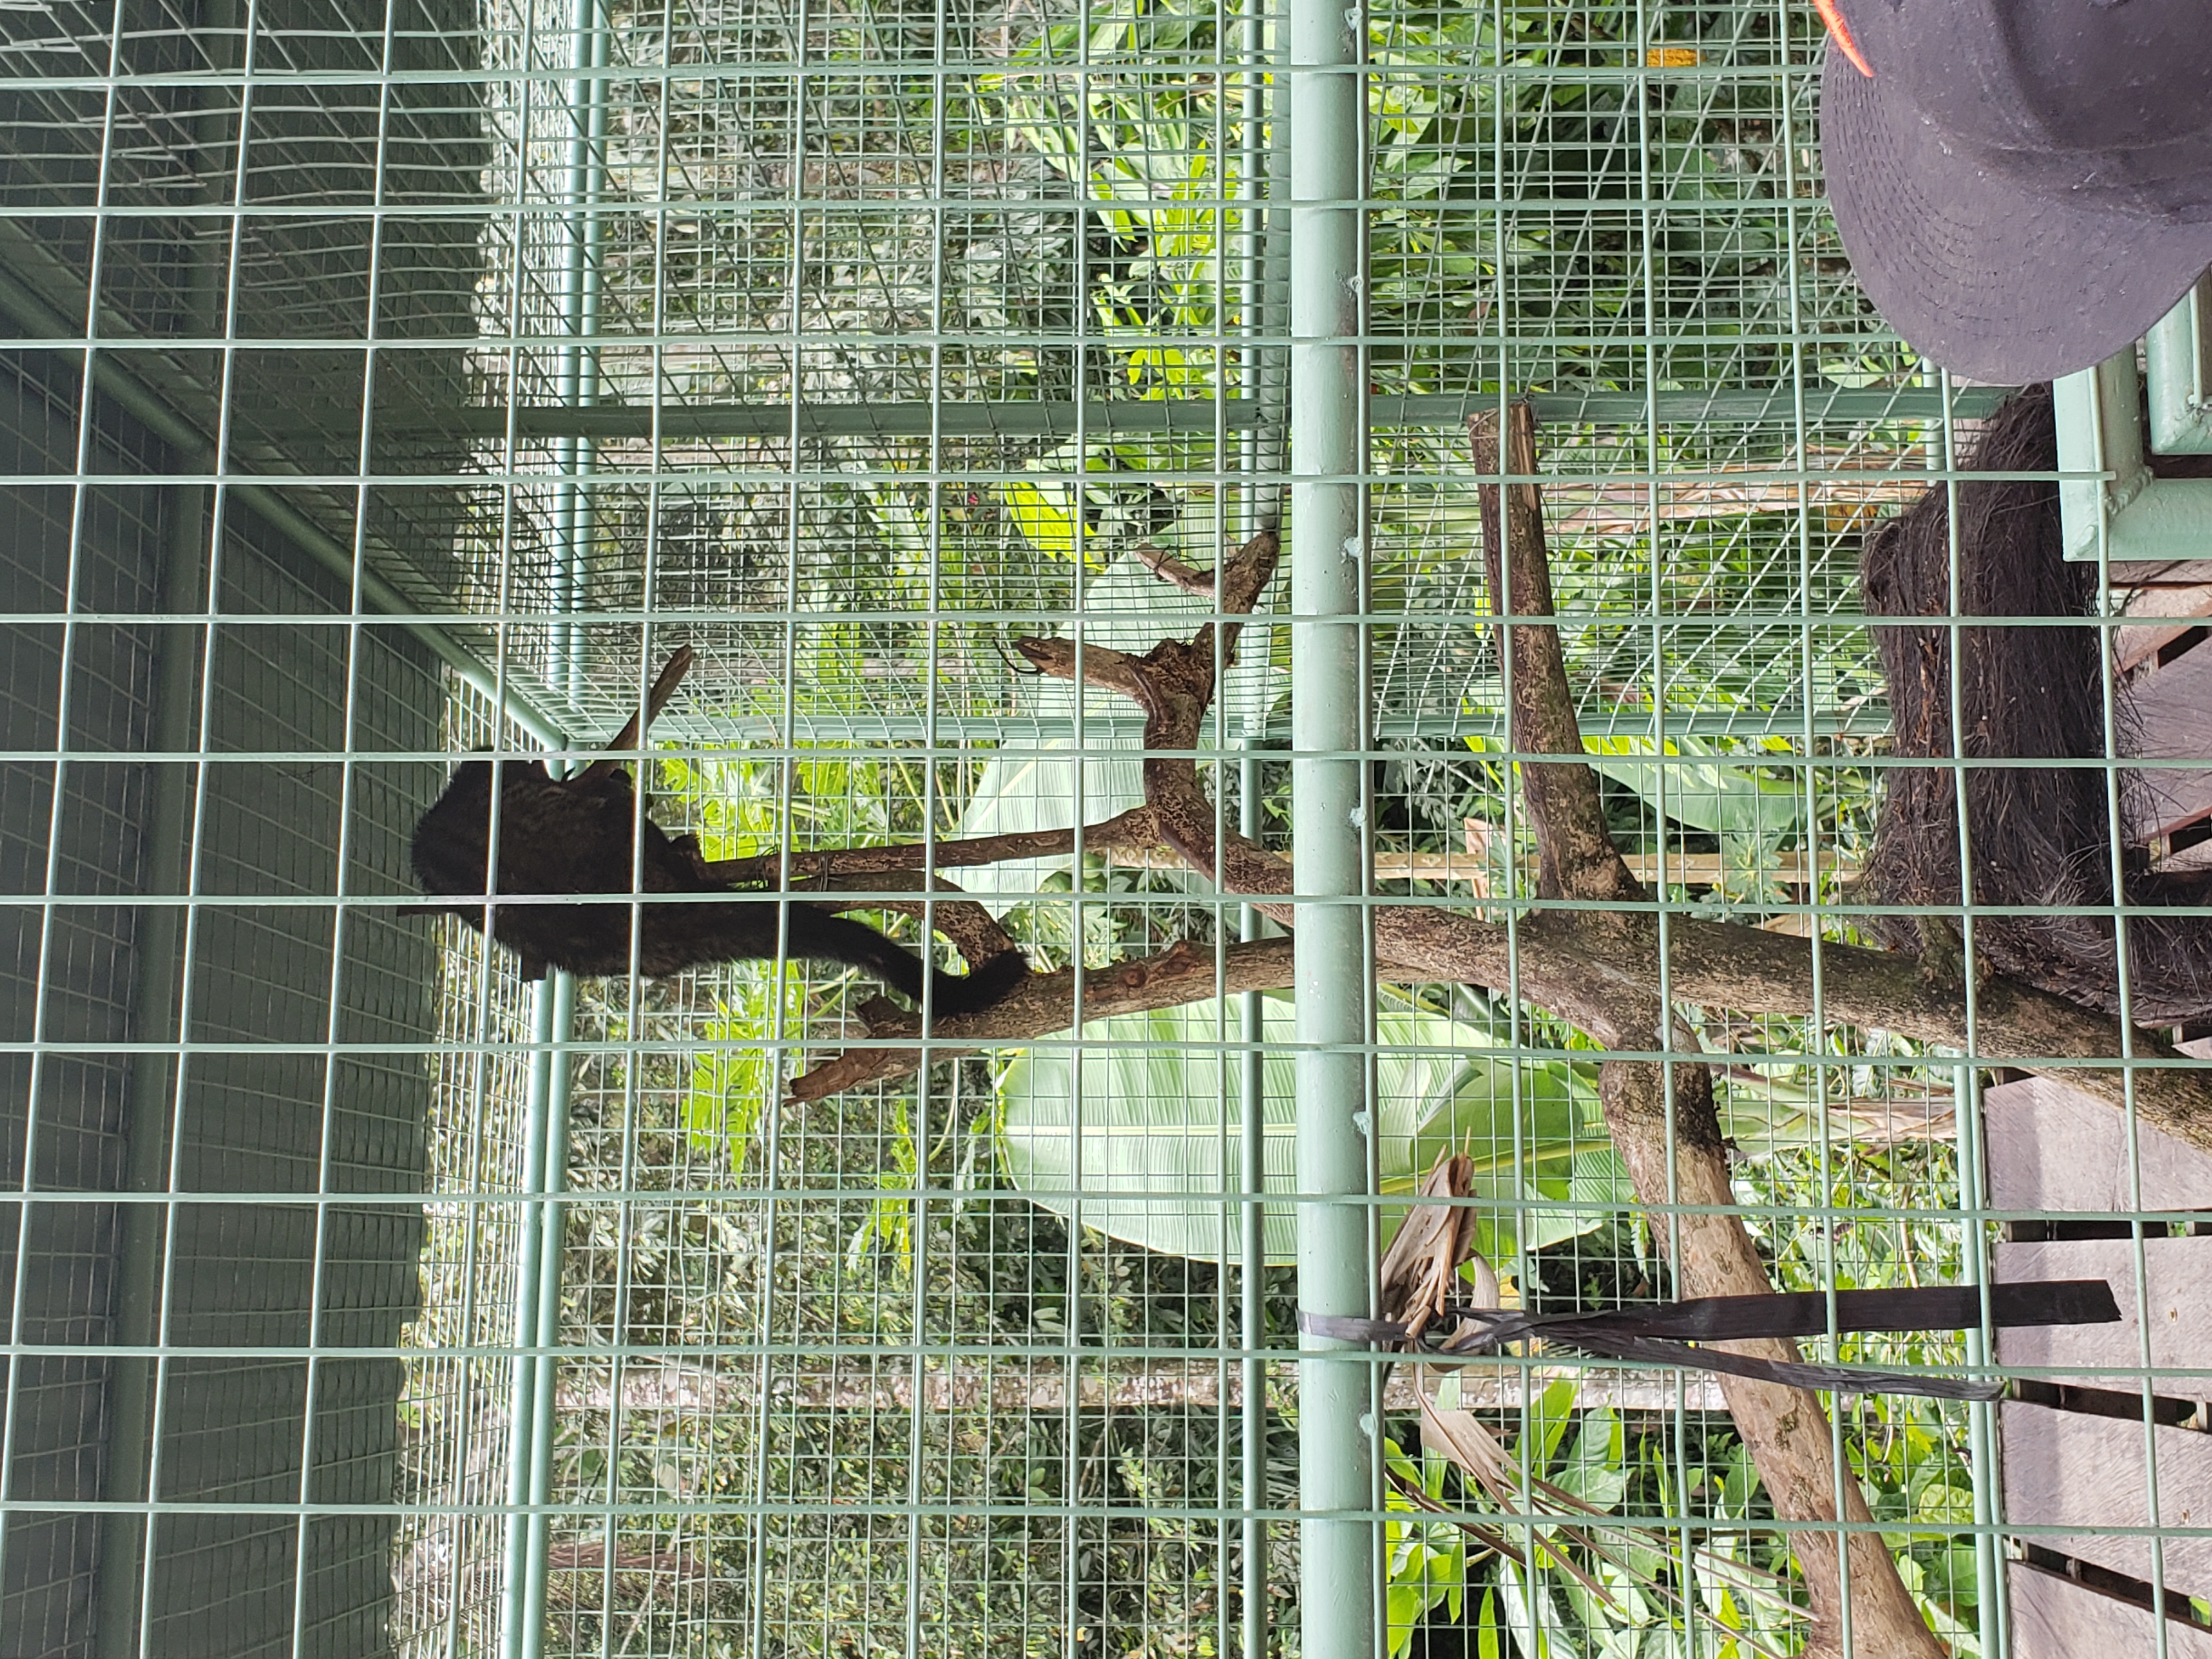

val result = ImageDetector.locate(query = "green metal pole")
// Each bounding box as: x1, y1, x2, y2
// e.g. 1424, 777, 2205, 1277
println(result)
390, 387, 2005, 442
1954, 1065, 2007, 1659
521, 969, 578, 1657
499, 968, 575, 1659
1287, 0, 1375, 1649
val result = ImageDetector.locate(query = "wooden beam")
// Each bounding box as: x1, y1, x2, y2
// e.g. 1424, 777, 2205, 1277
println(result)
2130, 640, 2212, 842
2010, 1562, 2212, 1659
2116, 583, 2212, 676
1995, 1235, 2212, 1390
2002, 1401, 2212, 1599
1985, 1068, 2212, 1215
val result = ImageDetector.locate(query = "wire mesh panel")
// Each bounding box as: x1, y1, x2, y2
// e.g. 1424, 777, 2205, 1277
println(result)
2, 1, 2208, 1657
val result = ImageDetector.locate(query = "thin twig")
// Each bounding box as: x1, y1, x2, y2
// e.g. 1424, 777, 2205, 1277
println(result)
703, 807, 1164, 885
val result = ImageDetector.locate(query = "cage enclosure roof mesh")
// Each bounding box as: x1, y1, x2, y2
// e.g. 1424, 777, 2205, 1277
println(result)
0, 0, 1945, 754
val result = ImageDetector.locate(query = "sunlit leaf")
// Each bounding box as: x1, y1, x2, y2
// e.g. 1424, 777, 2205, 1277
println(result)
1581, 733, 1805, 839
996, 992, 1604, 1264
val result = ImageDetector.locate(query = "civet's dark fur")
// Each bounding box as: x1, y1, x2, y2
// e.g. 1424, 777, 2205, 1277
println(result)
411, 654, 1028, 1015
1860, 384, 2212, 1025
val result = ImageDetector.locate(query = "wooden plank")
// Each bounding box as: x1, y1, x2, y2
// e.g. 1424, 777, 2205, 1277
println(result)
2117, 584, 2212, 675
2121, 581, 2212, 615
1985, 1073, 2212, 1214
2113, 560, 2212, 587
2160, 835, 2212, 873
2134, 769, 2212, 843
2010, 1563, 2212, 1659
1995, 1236, 2212, 1391
2001, 1401, 2212, 1596
2130, 640, 2212, 841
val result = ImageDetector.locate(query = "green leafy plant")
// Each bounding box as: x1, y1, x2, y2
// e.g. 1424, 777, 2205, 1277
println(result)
1385, 1432, 1470, 1657
681, 980, 816, 1166
995, 991, 1617, 1266
1391, 1378, 1803, 1659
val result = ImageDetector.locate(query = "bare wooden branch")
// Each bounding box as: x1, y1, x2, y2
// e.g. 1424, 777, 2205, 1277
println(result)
1116, 843, 1850, 887
1015, 529, 1291, 899
1471, 403, 1938, 1659
786, 936, 1297, 1100
1130, 540, 1218, 595
579, 644, 696, 782
799, 511, 2211, 1157
769, 456, 2207, 1648
1601, 1052, 1939, 1659
781, 851, 2204, 1146
1470, 404, 1643, 907
701, 806, 1165, 885
799, 873, 1018, 974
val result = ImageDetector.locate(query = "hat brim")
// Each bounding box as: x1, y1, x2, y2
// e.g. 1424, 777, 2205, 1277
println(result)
1822, 47, 2212, 385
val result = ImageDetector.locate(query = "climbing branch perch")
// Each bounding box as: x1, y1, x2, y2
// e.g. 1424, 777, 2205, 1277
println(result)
1472, 402, 1936, 1659
788, 523, 2210, 1157
782, 419, 2208, 1658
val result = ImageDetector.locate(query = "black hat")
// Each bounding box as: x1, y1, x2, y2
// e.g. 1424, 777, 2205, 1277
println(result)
1820, 0, 2212, 384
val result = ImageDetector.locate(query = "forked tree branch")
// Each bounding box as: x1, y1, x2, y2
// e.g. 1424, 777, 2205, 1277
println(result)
778, 426, 2210, 1657
787, 531, 2207, 1147
786, 936, 1296, 1101
1471, 403, 1934, 1658
800, 873, 1019, 977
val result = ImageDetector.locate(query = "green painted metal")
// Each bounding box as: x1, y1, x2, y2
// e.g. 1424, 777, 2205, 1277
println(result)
393, 387, 2005, 441
2055, 329, 2212, 562
91, 463, 208, 1659
500, 970, 578, 1659
500, 3, 608, 1646
2146, 277, 2212, 456
1287, 0, 1378, 1654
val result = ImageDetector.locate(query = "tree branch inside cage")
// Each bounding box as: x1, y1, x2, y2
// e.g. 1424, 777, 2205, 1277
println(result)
785, 485, 2211, 1164
771, 403, 2210, 1659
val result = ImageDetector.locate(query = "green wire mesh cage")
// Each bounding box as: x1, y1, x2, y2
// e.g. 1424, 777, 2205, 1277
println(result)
3, 0, 2208, 1656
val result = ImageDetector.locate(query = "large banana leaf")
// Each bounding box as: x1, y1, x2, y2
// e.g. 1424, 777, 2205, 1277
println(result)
1583, 733, 1804, 839
1466, 731, 1804, 840
996, 993, 1620, 1266
948, 737, 1149, 910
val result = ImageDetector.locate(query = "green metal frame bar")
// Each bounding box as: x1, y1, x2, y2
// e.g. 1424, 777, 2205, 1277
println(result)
1288, 0, 1377, 1653
495, 0, 607, 1646
498, 971, 579, 1659
92, 483, 210, 1659
2055, 282, 2212, 562
2146, 275, 2212, 456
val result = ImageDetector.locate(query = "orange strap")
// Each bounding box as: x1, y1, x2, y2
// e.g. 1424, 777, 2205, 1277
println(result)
1814, 0, 1874, 77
